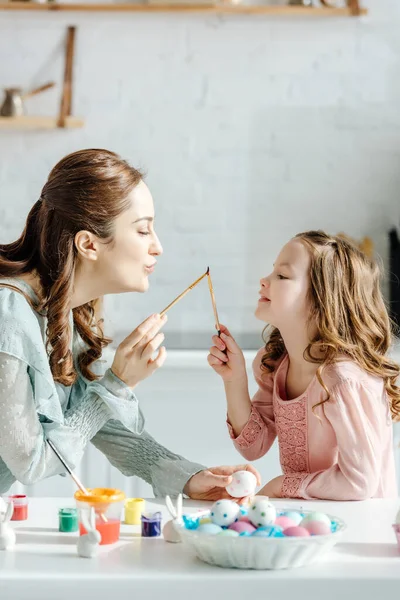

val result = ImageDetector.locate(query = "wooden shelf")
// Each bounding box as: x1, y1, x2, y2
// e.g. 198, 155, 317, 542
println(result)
0, 116, 85, 129
0, 2, 367, 16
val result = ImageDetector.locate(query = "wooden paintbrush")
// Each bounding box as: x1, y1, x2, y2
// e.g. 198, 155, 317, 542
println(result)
206, 268, 221, 337
47, 439, 107, 522
160, 268, 209, 317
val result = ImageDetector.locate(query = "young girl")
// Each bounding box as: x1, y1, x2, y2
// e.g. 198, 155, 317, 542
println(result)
0, 148, 260, 499
208, 230, 399, 500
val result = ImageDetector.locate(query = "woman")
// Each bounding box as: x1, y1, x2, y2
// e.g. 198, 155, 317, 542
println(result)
0, 149, 260, 499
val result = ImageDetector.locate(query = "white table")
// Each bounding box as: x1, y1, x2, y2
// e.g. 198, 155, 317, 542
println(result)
1, 497, 400, 600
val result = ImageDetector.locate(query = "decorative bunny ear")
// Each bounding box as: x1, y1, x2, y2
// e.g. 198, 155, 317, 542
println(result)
4, 501, 14, 523
176, 494, 182, 520
80, 508, 91, 533
165, 495, 176, 519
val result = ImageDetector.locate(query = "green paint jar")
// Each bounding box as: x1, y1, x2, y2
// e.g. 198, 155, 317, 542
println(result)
59, 508, 79, 533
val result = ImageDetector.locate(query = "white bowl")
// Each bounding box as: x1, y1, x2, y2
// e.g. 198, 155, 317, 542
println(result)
179, 510, 346, 570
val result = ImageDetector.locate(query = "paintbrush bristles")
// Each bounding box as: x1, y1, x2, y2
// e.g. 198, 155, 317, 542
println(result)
160, 269, 209, 317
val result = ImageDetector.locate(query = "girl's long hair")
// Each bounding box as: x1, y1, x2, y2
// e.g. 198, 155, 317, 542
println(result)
261, 230, 400, 421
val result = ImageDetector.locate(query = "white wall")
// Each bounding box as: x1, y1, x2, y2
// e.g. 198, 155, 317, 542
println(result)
1, 0, 400, 340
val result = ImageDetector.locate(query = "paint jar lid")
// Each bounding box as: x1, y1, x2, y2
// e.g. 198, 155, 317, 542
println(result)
59, 508, 78, 517
74, 488, 125, 504
141, 511, 162, 523
125, 498, 145, 508
9, 494, 28, 506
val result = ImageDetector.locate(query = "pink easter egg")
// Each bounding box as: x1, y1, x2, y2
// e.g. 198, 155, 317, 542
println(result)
229, 521, 256, 534
238, 515, 251, 524
283, 526, 310, 538
275, 516, 296, 530
303, 520, 331, 536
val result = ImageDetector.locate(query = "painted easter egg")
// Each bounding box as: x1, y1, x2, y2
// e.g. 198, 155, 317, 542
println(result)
303, 520, 331, 535
238, 515, 251, 524
283, 526, 310, 537
280, 511, 303, 526
300, 512, 331, 529
210, 500, 241, 527
226, 470, 257, 498
275, 516, 297, 530
199, 517, 212, 525
218, 529, 239, 537
252, 525, 284, 538
248, 496, 276, 528
228, 521, 256, 534
197, 523, 223, 535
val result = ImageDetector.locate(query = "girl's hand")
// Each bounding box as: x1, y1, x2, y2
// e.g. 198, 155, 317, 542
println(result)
207, 324, 247, 383
257, 475, 284, 499
111, 314, 167, 389
184, 464, 262, 504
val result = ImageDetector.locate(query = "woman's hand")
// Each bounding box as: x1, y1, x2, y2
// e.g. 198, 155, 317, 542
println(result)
183, 464, 262, 504
207, 324, 247, 383
111, 313, 167, 389
257, 475, 284, 499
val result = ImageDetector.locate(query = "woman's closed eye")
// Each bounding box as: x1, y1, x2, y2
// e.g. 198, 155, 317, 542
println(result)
277, 274, 288, 280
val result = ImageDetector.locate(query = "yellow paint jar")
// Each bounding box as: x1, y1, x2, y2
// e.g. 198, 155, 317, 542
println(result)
125, 498, 145, 525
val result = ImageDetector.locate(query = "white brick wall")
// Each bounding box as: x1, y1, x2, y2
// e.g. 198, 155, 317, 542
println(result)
1, 0, 400, 341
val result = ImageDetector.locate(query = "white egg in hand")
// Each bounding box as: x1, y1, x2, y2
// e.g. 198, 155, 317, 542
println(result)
210, 500, 241, 527
226, 470, 257, 498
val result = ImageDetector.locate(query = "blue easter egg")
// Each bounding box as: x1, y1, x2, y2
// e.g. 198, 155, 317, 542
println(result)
197, 523, 223, 535
239, 531, 252, 537
218, 529, 239, 537
252, 525, 284, 538
281, 511, 302, 526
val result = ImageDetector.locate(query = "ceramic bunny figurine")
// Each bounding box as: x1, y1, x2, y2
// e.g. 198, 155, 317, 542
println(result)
163, 494, 183, 543
0, 500, 16, 550
76, 507, 101, 558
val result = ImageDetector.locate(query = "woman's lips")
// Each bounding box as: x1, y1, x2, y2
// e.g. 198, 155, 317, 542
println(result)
258, 296, 270, 303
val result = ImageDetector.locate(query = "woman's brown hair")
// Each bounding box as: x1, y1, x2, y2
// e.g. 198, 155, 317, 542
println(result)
261, 230, 400, 421
0, 149, 143, 386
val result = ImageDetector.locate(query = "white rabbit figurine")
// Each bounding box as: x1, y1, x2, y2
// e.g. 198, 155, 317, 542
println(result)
76, 507, 101, 558
0, 500, 16, 550
163, 494, 183, 543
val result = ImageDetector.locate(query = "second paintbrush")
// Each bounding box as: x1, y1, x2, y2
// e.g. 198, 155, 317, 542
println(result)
206, 268, 221, 336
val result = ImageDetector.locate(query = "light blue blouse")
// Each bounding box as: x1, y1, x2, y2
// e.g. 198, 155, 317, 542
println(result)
0, 278, 205, 497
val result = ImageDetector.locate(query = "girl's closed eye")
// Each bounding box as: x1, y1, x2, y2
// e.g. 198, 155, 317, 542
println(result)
139, 231, 150, 236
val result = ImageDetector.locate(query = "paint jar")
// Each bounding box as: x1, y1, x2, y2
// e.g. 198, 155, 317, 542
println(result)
9, 494, 28, 521
59, 508, 79, 532
125, 498, 145, 525
141, 512, 162, 537
74, 488, 125, 545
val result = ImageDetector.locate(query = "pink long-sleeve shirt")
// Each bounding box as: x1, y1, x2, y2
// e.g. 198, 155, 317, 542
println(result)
228, 350, 398, 500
